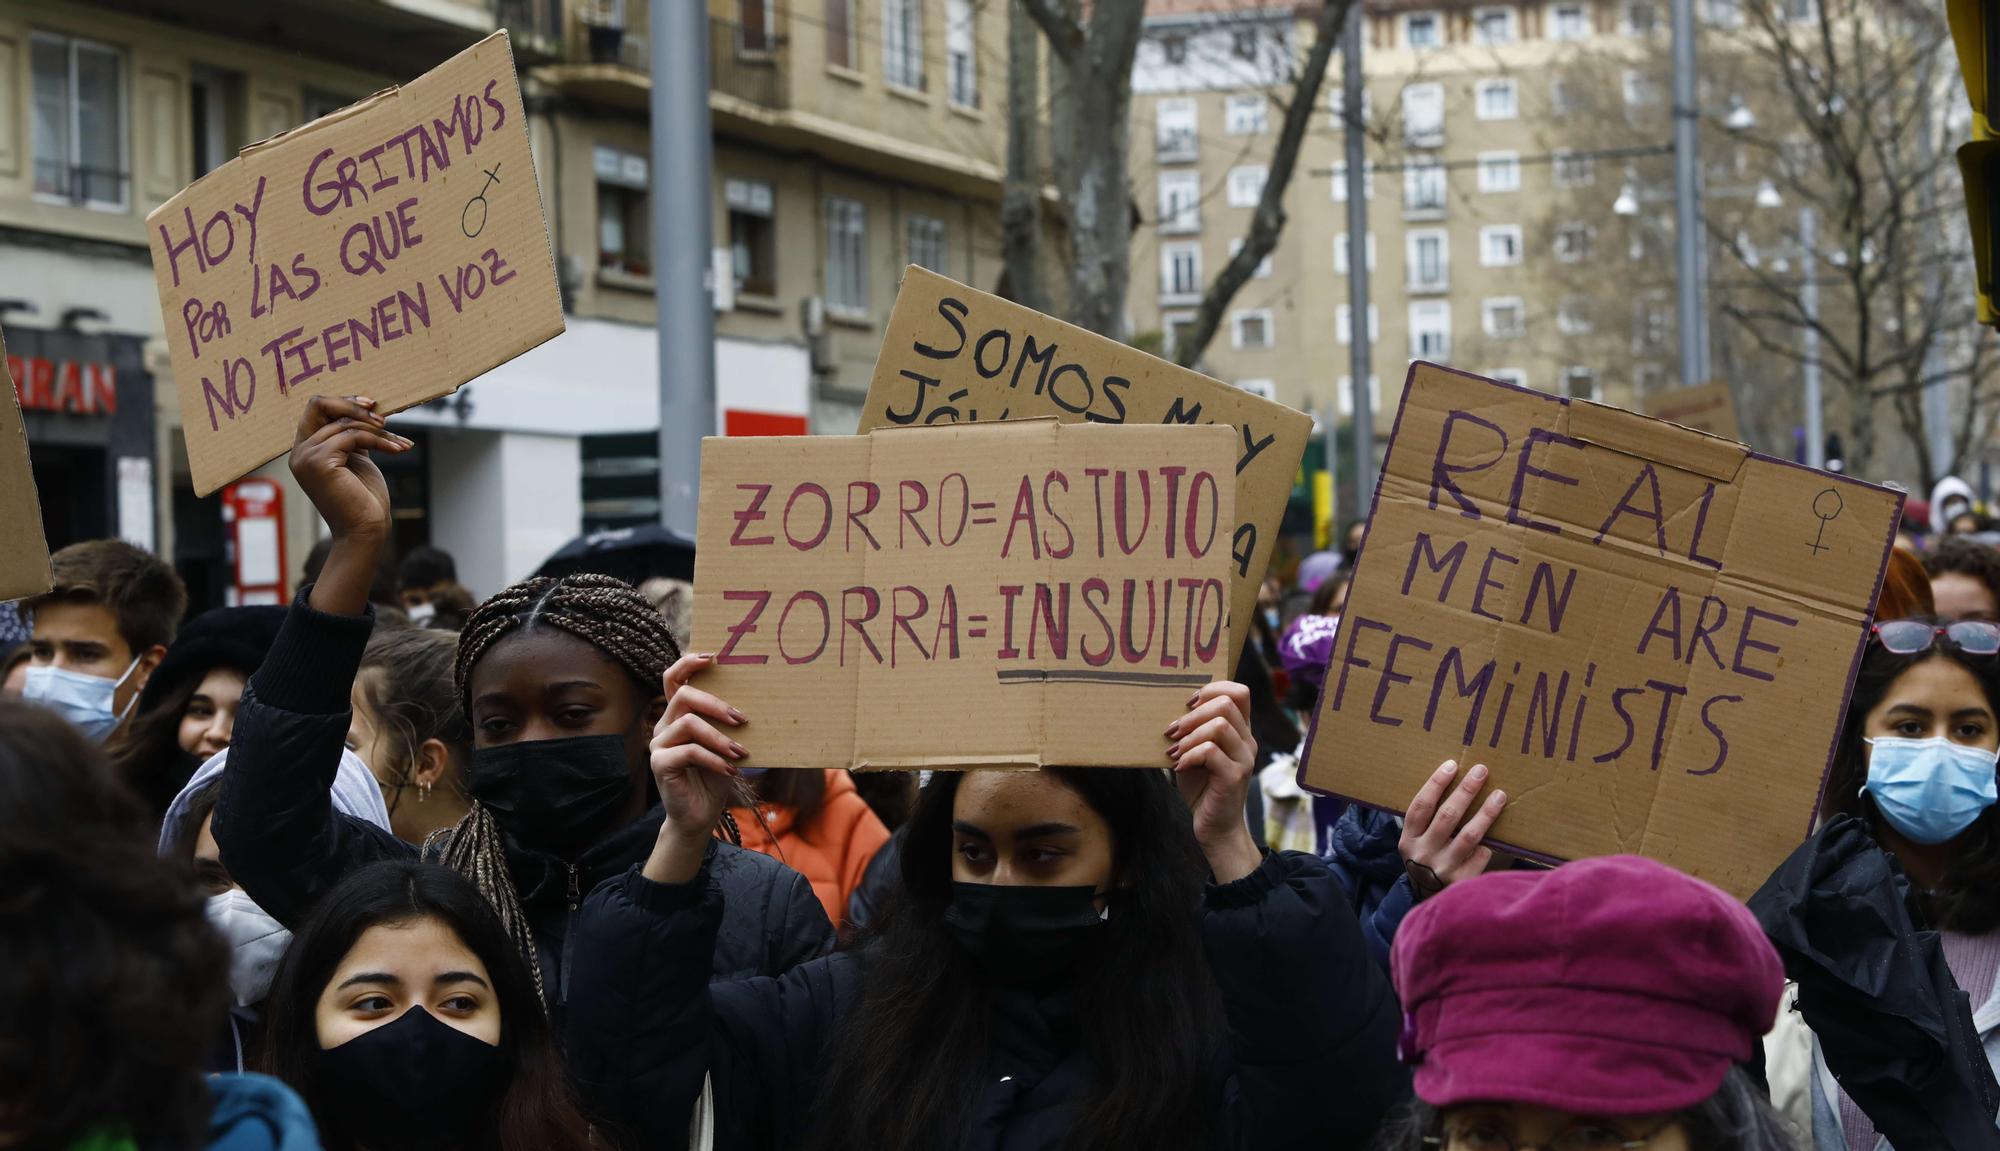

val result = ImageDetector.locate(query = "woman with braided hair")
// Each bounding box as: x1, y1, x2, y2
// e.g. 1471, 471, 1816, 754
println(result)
211, 398, 832, 1119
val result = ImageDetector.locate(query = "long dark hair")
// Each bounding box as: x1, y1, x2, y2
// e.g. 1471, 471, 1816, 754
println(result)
1822, 618, 2000, 932
0, 699, 227, 1149
258, 861, 593, 1151
1371, 1067, 1794, 1151
805, 768, 1222, 1151
106, 671, 204, 817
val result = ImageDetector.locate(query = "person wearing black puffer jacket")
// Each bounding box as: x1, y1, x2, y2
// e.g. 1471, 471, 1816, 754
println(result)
213, 398, 831, 1041
563, 658, 1409, 1151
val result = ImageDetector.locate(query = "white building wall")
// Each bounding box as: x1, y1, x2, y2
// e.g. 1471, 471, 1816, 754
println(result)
428, 429, 581, 600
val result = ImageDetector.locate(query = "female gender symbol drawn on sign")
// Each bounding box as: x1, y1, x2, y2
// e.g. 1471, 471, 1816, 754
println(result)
462, 163, 502, 238
1807, 487, 1844, 555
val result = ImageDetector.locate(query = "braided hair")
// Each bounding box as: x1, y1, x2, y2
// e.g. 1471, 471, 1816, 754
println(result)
438, 574, 742, 1005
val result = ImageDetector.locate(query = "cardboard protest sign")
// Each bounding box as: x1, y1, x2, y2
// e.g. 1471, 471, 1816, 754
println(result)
0, 328, 52, 601
1644, 381, 1743, 441
1301, 364, 1900, 897
691, 419, 1238, 770
149, 31, 562, 496
859, 267, 1310, 666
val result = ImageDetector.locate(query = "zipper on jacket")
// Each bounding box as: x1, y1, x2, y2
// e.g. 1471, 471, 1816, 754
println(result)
560, 862, 581, 1006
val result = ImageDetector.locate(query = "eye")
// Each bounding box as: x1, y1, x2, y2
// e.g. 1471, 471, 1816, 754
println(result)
186, 703, 214, 720
1892, 719, 1928, 737
956, 841, 992, 865
556, 705, 598, 726
477, 717, 516, 738
1955, 721, 1991, 741
1021, 845, 1068, 865
1448, 1123, 1510, 1151
350, 994, 395, 1014
1554, 1125, 1639, 1151
439, 994, 480, 1014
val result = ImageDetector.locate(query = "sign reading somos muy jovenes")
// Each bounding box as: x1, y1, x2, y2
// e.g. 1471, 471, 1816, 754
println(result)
859, 267, 1311, 668
1301, 364, 1901, 898
690, 420, 1238, 771
149, 31, 562, 496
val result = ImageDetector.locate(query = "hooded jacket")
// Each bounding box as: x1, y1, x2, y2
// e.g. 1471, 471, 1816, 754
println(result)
563, 850, 1409, 1150
1932, 476, 1978, 534
727, 769, 891, 927
211, 596, 834, 1013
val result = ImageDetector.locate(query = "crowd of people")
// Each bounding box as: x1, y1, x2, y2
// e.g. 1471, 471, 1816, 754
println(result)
6, 395, 2000, 1151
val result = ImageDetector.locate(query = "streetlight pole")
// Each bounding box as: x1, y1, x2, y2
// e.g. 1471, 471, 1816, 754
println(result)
1800, 204, 1823, 470
651, 0, 716, 535
1341, 7, 1373, 504
1670, 0, 1706, 387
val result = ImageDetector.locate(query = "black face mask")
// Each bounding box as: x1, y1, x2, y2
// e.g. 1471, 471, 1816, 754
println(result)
945, 882, 1106, 985
470, 733, 633, 856
315, 1005, 505, 1151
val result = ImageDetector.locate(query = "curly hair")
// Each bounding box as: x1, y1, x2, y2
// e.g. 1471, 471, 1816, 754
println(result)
0, 699, 228, 1148
1926, 536, 2000, 617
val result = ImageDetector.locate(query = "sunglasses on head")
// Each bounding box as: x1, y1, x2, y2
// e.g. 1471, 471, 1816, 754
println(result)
1871, 620, 2000, 656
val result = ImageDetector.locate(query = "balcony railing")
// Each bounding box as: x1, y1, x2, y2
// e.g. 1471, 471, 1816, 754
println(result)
494, 0, 561, 56
1157, 129, 1197, 163
712, 18, 785, 109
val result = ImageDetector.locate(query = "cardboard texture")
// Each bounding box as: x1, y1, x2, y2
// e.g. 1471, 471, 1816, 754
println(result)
1643, 381, 1744, 441
859, 267, 1309, 666
149, 31, 563, 496
1301, 364, 1900, 898
691, 420, 1238, 770
0, 328, 52, 601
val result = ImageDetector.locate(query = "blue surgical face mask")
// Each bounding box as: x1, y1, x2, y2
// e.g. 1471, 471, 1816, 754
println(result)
22, 655, 142, 742
1862, 735, 2000, 845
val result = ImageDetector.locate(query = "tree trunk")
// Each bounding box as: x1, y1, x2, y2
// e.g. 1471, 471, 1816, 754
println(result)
999, 0, 1048, 312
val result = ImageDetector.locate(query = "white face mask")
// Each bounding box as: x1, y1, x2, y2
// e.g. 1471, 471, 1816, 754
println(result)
206, 889, 291, 1007
22, 655, 142, 742
406, 603, 437, 625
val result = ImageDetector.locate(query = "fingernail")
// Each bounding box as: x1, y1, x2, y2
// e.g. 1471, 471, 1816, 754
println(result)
728, 740, 746, 758
727, 707, 746, 725
1164, 748, 1178, 761
695, 652, 716, 661
1469, 764, 1488, 781
1164, 721, 1180, 738
1490, 790, 1507, 806
357, 396, 376, 406
1438, 760, 1458, 776
1187, 692, 1200, 707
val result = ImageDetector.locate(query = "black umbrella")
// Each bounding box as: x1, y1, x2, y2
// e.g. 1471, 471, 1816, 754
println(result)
536, 525, 696, 586
1747, 814, 2000, 1151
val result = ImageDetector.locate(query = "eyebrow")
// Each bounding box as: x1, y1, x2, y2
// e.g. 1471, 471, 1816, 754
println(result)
435, 971, 490, 989
543, 680, 608, 694
337, 971, 401, 991
950, 820, 1081, 839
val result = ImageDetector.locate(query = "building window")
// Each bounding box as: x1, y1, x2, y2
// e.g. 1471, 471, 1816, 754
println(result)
1554, 222, 1594, 262
1557, 297, 1593, 334
1336, 305, 1380, 345
30, 33, 126, 210
1329, 85, 1372, 127
1623, 70, 1660, 110
1410, 301, 1452, 360
1476, 78, 1518, 120
1551, 3, 1591, 40
1703, 0, 1742, 25
1483, 297, 1526, 339
1553, 148, 1596, 187
908, 213, 948, 276
824, 195, 868, 313
1407, 228, 1449, 291
726, 178, 776, 296
595, 145, 649, 275
1232, 27, 1258, 61
1633, 294, 1671, 351
1333, 231, 1376, 273
1156, 97, 1198, 161
1226, 165, 1268, 208
1331, 160, 1375, 201
1403, 159, 1446, 216
825, 0, 859, 68
1563, 366, 1597, 401
738, 0, 776, 52
1162, 33, 1188, 64
1337, 374, 1382, 418
1228, 237, 1274, 278
1162, 310, 1198, 358
1232, 309, 1274, 350
1402, 82, 1444, 147
1624, 1, 1658, 34
1474, 7, 1517, 43
1226, 93, 1269, 136
1480, 224, 1522, 266
1236, 378, 1277, 401
1551, 74, 1579, 117
190, 66, 245, 179
1477, 151, 1520, 193
946, 0, 977, 107
1404, 11, 1442, 48
884, 0, 924, 90
1160, 242, 1202, 301
1488, 368, 1528, 389
1158, 170, 1201, 232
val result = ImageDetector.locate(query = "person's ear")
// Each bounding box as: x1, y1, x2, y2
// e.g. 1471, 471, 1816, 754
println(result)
132, 644, 168, 689
415, 738, 452, 789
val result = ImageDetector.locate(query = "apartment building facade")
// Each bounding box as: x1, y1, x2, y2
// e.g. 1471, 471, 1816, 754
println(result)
3, 0, 1027, 603
1129, 0, 1818, 459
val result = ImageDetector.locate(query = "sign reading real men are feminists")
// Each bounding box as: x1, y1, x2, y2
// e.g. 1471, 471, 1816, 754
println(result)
149, 32, 562, 496
690, 420, 1238, 771
1302, 364, 1901, 898
860, 267, 1312, 667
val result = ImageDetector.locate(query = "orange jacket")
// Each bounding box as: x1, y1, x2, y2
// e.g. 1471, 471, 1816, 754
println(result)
728, 770, 891, 927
